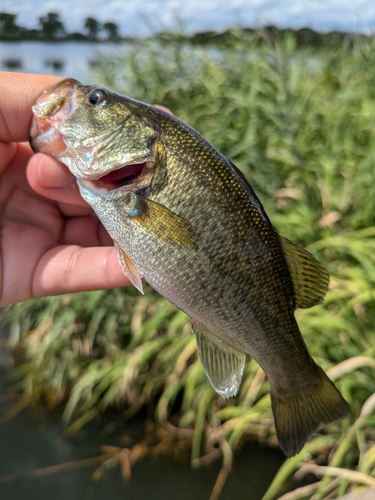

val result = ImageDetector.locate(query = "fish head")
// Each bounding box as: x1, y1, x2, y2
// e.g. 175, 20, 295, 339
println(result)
30, 78, 159, 195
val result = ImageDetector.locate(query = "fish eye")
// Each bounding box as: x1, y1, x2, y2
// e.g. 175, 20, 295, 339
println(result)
87, 89, 107, 106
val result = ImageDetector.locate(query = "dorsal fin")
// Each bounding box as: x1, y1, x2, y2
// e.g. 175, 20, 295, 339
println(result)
279, 235, 329, 309
193, 323, 246, 398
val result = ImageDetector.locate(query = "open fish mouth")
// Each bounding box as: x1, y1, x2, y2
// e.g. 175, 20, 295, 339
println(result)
91, 162, 147, 191
79, 160, 154, 194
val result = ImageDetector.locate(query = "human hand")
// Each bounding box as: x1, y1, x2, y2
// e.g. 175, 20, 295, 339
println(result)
0, 72, 131, 306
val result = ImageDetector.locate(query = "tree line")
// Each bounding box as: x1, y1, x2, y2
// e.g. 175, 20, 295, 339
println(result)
0, 12, 121, 41
0, 11, 361, 48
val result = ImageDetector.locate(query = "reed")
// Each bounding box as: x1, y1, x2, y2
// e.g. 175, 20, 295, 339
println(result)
3, 31, 375, 499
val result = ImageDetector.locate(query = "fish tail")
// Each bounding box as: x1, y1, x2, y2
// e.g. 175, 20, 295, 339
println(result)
271, 365, 350, 457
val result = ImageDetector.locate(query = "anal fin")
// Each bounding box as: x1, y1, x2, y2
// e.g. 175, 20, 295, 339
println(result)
115, 242, 144, 294
193, 323, 246, 398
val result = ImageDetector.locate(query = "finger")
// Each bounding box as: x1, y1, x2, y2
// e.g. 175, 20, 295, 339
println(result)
27, 153, 90, 209
0, 72, 61, 143
2, 142, 32, 180
62, 215, 113, 247
33, 245, 131, 298
57, 202, 95, 218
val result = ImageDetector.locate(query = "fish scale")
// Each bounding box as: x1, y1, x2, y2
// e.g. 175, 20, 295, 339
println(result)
30, 78, 350, 457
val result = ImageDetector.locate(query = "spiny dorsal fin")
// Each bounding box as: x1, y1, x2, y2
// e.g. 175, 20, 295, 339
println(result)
193, 323, 246, 398
115, 242, 144, 294
279, 235, 329, 309
130, 196, 198, 248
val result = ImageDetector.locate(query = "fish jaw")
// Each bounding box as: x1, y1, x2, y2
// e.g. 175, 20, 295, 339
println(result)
30, 78, 80, 158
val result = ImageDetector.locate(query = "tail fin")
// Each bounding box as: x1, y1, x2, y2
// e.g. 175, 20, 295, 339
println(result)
271, 365, 350, 457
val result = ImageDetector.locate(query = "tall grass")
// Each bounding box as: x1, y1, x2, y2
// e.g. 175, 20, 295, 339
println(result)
3, 31, 375, 498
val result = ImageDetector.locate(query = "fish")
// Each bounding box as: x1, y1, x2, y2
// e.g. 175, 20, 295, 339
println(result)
30, 78, 350, 457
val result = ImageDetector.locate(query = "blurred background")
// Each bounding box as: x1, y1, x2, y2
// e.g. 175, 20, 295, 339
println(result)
2, 2, 375, 500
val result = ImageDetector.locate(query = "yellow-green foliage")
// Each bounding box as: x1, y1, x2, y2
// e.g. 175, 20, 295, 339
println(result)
3, 32, 375, 499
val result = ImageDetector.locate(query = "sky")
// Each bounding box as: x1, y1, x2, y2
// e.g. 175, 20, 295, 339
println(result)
1, 0, 375, 37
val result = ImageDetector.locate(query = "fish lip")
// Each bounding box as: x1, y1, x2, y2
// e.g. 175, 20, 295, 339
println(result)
31, 78, 80, 126
30, 78, 81, 153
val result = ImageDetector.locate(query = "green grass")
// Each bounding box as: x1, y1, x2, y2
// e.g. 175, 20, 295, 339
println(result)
3, 31, 375, 499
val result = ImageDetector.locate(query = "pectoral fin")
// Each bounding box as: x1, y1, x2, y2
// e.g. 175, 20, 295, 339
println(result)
193, 324, 246, 398
115, 242, 144, 294
279, 235, 329, 309
129, 196, 198, 248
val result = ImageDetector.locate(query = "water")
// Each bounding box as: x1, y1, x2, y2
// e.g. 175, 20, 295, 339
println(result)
0, 41, 129, 82
0, 367, 285, 500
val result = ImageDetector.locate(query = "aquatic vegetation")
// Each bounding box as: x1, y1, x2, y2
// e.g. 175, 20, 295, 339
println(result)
3, 31, 375, 499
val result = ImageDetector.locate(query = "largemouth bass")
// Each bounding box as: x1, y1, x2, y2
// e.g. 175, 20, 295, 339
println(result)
30, 78, 350, 457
